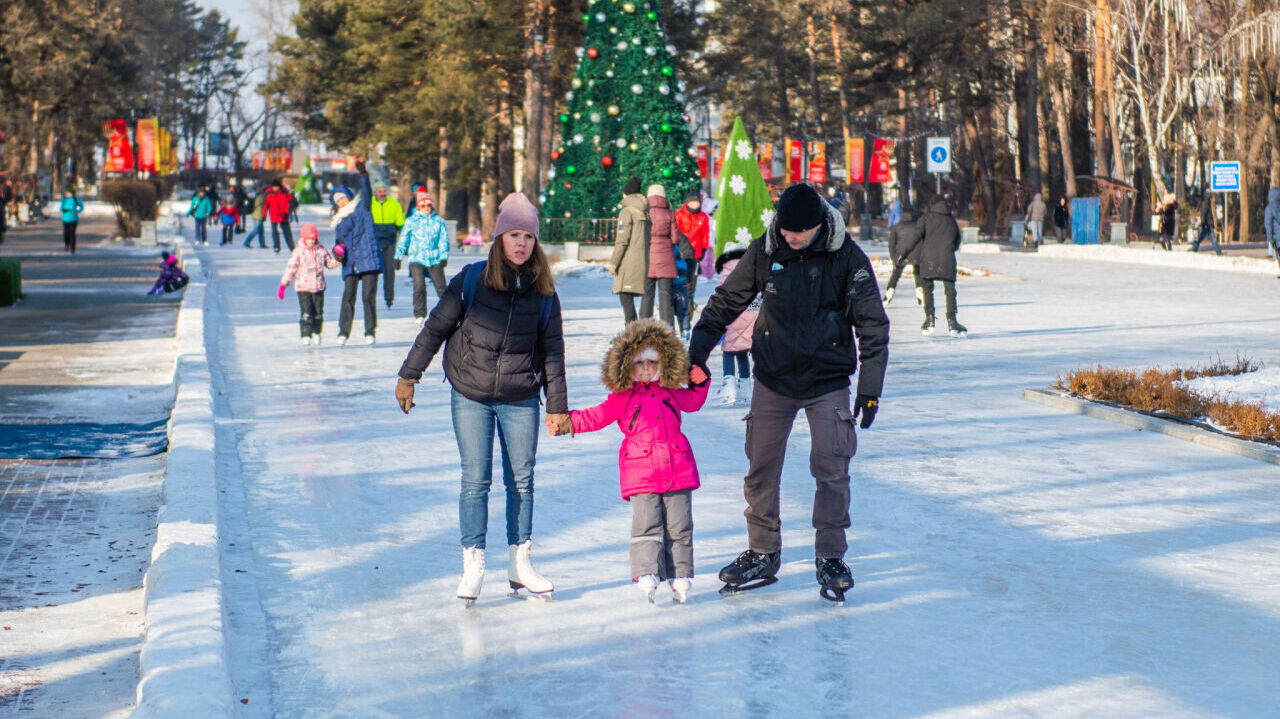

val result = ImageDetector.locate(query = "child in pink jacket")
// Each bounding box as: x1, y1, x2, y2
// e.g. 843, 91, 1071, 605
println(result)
548, 319, 709, 603
278, 223, 339, 345
714, 242, 760, 406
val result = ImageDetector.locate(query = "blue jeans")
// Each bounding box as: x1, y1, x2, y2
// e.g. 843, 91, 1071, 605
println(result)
451, 389, 540, 550
194, 217, 208, 244
243, 219, 266, 247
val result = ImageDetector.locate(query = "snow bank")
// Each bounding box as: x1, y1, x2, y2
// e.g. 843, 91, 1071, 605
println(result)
133, 242, 236, 718
1179, 366, 1280, 414
553, 259, 612, 278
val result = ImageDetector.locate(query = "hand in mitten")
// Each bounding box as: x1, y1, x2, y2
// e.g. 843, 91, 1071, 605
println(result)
333, 244, 346, 260
545, 412, 572, 437
395, 378, 417, 414
853, 394, 879, 429
689, 365, 708, 386
394, 259, 402, 271
355, 159, 367, 176
277, 284, 287, 300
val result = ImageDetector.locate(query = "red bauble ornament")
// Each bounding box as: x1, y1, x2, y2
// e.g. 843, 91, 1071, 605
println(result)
564, 182, 573, 189
550, 150, 561, 161
586, 48, 599, 59
601, 156, 614, 167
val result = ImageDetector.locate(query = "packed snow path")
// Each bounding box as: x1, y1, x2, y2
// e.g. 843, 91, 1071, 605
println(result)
199, 224, 1280, 717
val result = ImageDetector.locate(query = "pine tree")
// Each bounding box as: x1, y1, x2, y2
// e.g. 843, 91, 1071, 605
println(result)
543, 0, 700, 219
714, 117, 775, 255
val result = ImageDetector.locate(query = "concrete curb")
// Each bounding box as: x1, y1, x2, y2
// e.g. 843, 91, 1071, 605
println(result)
1022, 388, 1280, 466
133, 242, 235, 717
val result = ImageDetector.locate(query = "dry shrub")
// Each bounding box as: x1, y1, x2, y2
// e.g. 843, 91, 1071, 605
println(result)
1057, 355, 1280, 443
100, 178, 171, 237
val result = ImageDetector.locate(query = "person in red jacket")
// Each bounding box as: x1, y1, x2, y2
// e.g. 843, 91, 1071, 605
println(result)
264, 179, 295, 253
673, 190, 710, 313
216, 194, 241, 245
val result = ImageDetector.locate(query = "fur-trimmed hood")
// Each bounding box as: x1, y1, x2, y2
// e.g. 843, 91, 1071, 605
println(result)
764, 195, 847, 255
601, 319, 689, 392
330, 193, 363, 228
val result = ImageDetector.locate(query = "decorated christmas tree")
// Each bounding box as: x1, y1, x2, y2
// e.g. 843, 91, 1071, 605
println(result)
543, 0, 700, 219
714, 117, 775, 254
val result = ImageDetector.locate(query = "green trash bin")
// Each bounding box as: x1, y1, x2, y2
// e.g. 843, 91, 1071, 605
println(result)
0, 259, 20, 306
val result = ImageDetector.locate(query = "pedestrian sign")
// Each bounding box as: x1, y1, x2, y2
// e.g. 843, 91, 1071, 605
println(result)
926, 137, 951, 174
1210, 161, 1240, 192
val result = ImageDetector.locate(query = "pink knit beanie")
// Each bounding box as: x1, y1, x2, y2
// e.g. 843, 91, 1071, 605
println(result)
491, 193, 540, 241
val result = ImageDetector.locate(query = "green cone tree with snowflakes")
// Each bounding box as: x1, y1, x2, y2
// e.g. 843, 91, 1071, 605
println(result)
714, 116, 775, 254
543, 0, 700, 219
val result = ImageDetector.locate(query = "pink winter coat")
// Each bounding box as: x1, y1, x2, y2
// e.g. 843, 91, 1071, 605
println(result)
570, 381, 709, 500
281, 242, 339, 293
720, 257, 760, 353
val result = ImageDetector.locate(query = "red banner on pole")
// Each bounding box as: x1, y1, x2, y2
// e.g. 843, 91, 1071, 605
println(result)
808, 141, 827, 184
757, 143, 773, 180
846, 138, 864, 184
784, 139, 803, 183
696, 145, 709, 179
713, 143, 725, 180
104, 120, 135, 173
870, 139, 895, 183
136, 118, 157, 173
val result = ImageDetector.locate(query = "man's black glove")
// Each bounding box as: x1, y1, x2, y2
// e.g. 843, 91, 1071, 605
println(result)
853, 394, 878, 429
394, 259, 402, 271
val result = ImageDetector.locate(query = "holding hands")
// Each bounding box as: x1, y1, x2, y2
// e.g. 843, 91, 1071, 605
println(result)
689, 365, 708, 386
545, 412, 572, 437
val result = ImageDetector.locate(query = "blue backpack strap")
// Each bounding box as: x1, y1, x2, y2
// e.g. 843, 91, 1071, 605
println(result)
462, 260, 486, 315
540, 294, 554, 332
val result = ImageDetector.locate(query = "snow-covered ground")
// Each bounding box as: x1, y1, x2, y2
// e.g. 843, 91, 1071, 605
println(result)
1180, 365, 1280, 414
191, 225, 1280, 717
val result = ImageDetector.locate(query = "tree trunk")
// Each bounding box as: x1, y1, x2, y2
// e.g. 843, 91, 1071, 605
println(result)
1093, 0, 1110, 176
1022, 6, 1042, 193
804, 15, 826, 138
828, 7, 854, 193
966, 113, 998, 234
521, 0, 548, 204
1048, 32, 1077, 197
438, 128, 454, 220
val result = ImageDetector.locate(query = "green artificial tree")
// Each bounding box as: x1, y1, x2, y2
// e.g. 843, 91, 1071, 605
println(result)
294, 158, 321, 204
543, 0, 700, 219
714, 116, 775, 254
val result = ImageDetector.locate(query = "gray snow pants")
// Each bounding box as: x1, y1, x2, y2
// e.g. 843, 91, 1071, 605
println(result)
742, 381, 856, 559
629, 489, 694, 580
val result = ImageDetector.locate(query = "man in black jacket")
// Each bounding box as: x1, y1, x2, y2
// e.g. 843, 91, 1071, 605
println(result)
687, 183, 889, 598
896, 197, 966, 336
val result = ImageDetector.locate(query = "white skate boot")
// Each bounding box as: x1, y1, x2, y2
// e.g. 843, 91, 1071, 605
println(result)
739, 379, 752, 407
457, 547, 485, 607
671, 577, 692, 604
881, 287, 895, 306
311, 333, 321, 345
508, 540, 554, 599
637, 574, 660, 604
719, 377, 738, 406
301, 335, 312, 346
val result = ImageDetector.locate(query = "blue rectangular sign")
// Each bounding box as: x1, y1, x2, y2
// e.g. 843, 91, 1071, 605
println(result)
1210, 161, 1240, 192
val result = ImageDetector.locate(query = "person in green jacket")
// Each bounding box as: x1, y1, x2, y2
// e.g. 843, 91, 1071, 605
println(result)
242, 186, 267, 248
187, 189, 213, 245
60, 189, 85, 253
370, 180, 405, 308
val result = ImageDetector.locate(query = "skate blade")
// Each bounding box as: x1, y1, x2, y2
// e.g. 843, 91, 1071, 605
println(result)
460, 597, 477, 608
819, 586, 847, 604
508, 583, 554, 601
717, 576, 779, 596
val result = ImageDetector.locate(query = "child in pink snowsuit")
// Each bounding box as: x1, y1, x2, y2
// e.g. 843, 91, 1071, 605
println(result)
550, 319, 709, 603
279, 223, 339, 344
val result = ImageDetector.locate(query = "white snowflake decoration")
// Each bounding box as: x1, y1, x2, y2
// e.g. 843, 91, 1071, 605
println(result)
760, 208, 775, 227
729, 174, 747, 196
734, 139, 753, 160
734, 226, 752, 243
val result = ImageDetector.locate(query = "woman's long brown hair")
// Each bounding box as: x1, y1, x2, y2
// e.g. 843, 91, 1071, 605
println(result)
484, 234, 556, 296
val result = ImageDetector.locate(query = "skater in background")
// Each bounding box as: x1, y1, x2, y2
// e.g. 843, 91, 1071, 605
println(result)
187, 188, 212, 245
550, 319, 709, 603
1264, 187, 1280, 276
1025, 192, 1047, 247
1159, 194, 1177, 251
0, 180, 11, 246
642, 184, 677, 326
1191, 194, 1222, 255
265, 179, 295, 253
216, 194, 240, 246
396, 192, 566, 606
674, 190, 710, 314
881, 203, 921, 306
611, 176, 650, 324
1053, 196, 1070, 244
394, 189, 450, 324
278, 223, 338, 346
59, 188, 84, 253
897, 197, 966, 337
886, 198, 902, 228
234, 184, 250, 232
713, 242, 758, 406
243, 186, 268, 248
148, 252, 189, 294
671, 246, 690, 338
688, 183, 888, 602
370, 179, 405, 308
331, 160, 383, 345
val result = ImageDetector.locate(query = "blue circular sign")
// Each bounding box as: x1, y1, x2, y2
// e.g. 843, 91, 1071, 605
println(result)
930, 146, 948, 163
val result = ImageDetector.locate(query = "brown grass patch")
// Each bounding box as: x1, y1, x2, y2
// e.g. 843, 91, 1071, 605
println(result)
1054, 355, 1280, 443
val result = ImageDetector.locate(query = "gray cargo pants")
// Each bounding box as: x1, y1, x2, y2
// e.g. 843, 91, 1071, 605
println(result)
742, 381, 856, 559
629, 489, 693, 580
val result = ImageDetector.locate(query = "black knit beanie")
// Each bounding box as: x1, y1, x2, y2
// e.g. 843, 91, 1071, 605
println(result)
685, 189, 701, 203
776, 183, 825, 231
623, 176, 642, 195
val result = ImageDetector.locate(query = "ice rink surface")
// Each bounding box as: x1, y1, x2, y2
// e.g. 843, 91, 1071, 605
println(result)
201, 218, 1279, 718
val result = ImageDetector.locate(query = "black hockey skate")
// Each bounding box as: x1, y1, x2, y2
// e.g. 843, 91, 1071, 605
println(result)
816, 558, 854, 603
718, 550, 780, 596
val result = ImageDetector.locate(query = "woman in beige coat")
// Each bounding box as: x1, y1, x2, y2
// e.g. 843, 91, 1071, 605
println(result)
612, 176, 650, 324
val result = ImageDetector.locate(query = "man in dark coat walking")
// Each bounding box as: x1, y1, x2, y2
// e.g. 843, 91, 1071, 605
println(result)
687, 183, 890, 598
882, 204, 921, 306
896, 197, 966, 336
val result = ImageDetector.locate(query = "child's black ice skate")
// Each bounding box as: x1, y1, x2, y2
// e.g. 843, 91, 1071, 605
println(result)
816, 558, 854, 604
718, 550, 780, 596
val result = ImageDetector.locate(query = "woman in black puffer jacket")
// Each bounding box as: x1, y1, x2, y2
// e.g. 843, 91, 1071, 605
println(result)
395, 193, 566, 605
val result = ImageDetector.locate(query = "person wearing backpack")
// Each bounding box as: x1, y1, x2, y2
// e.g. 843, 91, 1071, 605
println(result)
395, 192, 567, 606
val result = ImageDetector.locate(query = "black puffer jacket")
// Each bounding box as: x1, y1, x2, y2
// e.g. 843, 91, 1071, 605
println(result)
398, 261, 567, 413
897, 199, 960, 282
887, 210, 919, 265
689, 200, 889, 401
